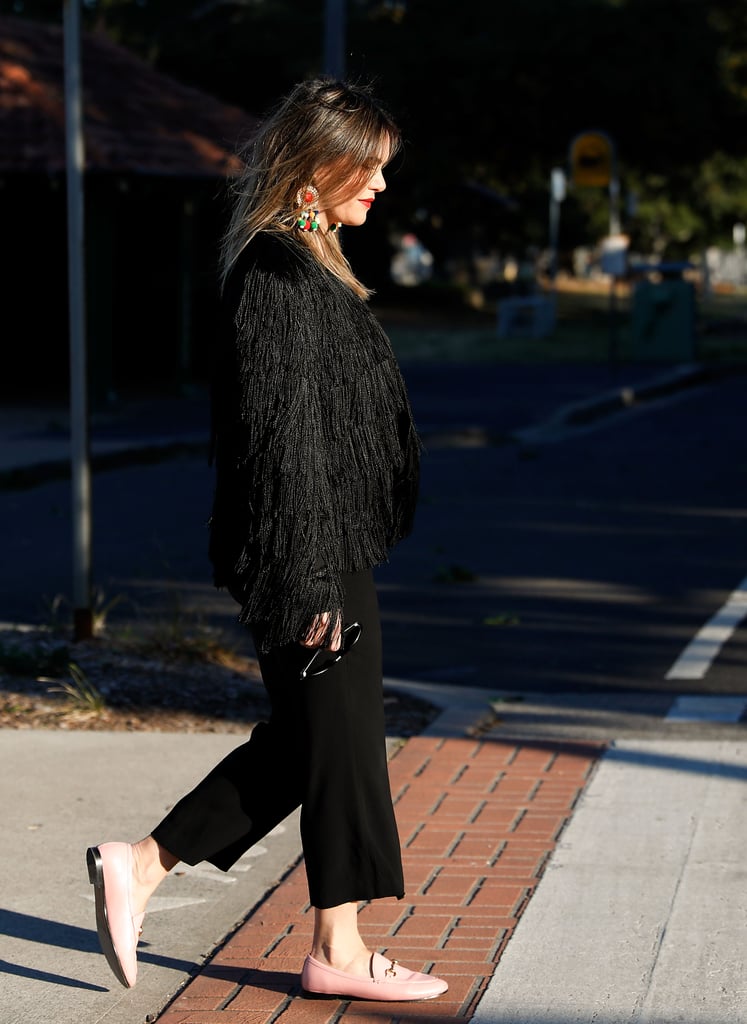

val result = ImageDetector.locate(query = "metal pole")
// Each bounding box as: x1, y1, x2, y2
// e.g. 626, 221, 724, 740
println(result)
548, 195, 559, 284
608, 274, 618, 368
63, 0, 93, 640
609, 175, 621, 235
323, 0, 346, 78
548, 168, 565, 288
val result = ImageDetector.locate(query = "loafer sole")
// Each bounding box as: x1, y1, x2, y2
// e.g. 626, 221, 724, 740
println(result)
302, 986, 445, 1002
86, 845, 132, 989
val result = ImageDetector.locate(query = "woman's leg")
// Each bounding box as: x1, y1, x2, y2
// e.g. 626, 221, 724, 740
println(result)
92, 583, 346, 940
123, 568, 399, 904
298, 570, 404, 909
311, 902, 368, 972
128, 835, 180, 917
148, 571, 400, 965
87, 610, 314, 990
298, 572, 446, 998
303, 898, 448, 999
149, 713, 305, 871
89, 569, 446, 998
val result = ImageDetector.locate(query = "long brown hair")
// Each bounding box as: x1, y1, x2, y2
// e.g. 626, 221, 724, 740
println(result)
220, 78, 401, 299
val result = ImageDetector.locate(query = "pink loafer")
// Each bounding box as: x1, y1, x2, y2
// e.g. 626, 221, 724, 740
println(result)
86, 843, 143, 988
301, 952, 448, 1001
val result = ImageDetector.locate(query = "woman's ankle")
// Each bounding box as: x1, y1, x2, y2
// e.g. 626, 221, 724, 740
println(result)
131, 836, 178, 894
310, 940, 370, 972
311, 904, 370, 971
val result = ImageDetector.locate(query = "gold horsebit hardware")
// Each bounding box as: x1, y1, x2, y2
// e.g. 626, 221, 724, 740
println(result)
384, 959, 399, 977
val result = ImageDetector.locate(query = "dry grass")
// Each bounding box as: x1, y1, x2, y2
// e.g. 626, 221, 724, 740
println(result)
383, 282, 747, 364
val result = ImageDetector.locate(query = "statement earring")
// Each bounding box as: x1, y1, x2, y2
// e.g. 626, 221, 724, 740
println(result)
296, 185, 320, 232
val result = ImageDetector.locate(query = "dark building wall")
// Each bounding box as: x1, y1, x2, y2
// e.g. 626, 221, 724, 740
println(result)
1, 174, 224, 402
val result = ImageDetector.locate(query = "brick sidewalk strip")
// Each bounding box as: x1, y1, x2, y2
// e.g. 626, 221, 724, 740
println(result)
156, 736, 603, 1024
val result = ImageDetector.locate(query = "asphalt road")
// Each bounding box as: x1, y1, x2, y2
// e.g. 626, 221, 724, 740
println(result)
385, 367, 747, 697
2, 364, 745, 706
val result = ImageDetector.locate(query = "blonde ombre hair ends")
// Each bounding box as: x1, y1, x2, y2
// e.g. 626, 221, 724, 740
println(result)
220, 78, 401, 299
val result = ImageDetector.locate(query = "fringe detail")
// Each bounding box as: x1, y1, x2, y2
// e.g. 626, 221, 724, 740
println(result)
209, 232, 420, 652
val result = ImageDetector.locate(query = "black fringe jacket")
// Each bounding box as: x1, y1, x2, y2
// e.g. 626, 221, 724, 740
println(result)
208, 230, 420, 652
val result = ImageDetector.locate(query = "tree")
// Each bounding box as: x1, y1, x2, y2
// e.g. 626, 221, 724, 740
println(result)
6, 0, 747, 258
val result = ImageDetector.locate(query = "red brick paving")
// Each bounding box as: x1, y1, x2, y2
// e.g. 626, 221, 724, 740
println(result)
157, 737, 602, 1023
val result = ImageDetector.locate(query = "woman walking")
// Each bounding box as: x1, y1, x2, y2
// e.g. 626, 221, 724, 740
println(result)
86, 77, 446, 1003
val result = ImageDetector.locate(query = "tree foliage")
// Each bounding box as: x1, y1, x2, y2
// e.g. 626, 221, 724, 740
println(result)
5, 0, 747, 255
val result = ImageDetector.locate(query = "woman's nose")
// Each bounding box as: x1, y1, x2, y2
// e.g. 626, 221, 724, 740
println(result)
370, 169, 386, 192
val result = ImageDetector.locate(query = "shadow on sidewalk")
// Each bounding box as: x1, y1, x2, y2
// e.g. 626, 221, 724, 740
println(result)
0, 907, 196, 989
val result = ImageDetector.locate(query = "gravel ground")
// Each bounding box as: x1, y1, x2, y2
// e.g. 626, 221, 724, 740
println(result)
0, 623, 440, 735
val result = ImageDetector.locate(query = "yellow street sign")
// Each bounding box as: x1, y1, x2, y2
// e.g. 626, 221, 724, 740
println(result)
570, 131, 614, 187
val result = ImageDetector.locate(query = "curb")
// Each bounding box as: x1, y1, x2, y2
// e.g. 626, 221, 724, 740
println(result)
0, 437, 208, 492
511, 362, 711, 445
1, 361, 736, 491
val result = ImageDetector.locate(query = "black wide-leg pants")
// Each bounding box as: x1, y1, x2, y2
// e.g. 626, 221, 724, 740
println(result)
151, 569, 405, 909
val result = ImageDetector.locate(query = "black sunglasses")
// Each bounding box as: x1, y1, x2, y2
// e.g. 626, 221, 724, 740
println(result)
299, 621, 362, 680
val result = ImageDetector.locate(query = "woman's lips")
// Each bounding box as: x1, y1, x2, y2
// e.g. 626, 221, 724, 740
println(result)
360, 199, 374, 209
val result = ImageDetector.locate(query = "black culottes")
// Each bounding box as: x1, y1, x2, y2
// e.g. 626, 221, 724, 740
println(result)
151, 569, 405, 909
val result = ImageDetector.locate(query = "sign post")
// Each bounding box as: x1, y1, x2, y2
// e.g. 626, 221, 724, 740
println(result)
548, 167, 566, 285
63, 0, 93, 640
570, 131, 624, 364
570, 130, 620, 236
600, 234, 630, 366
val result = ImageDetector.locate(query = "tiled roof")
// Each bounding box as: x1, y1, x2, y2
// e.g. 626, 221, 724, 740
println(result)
0, 15, 256, 176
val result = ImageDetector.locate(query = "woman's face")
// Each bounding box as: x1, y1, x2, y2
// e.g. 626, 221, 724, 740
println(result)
321, 154, 389, 229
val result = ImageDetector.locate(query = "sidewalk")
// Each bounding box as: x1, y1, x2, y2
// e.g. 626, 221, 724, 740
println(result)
2, 362, 745, 1023
472, 736, 747, 1024
156, 732, 603, 1024
152, 724, 746, 1024
3, 704, 745, 1024
0, 393, 210, 482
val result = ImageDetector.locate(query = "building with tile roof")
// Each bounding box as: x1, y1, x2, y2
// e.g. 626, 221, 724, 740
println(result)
0, 14, 257, 399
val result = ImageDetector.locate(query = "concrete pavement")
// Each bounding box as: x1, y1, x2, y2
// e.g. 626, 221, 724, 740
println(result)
2, 361, 746, 1023
1, 731, 303, 1024
473, 737, 747, 1024
3, 705, 745, 1024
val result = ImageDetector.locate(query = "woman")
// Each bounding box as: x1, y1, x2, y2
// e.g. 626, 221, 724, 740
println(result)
86, 78, 447, 1003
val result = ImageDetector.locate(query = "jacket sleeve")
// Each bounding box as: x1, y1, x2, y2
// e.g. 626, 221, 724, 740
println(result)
208, 236, 345, 652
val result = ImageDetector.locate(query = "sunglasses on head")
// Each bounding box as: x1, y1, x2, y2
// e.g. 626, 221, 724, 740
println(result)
299, 621, 362, 680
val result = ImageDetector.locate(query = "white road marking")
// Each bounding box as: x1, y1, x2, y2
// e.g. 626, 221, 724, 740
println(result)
82, 893, 207, 912
666, 696, 747, 723
243, 843, 269, 857
665, 576, 747, 680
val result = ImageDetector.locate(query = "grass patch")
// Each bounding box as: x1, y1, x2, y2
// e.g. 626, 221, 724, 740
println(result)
0, 638, 70, 677
385, 286, 747, 364
388, 317, 633, 364
110, 598, 239, 668
50, 662, 106, 714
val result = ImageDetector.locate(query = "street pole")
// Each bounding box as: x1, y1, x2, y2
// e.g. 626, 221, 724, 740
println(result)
323, 0, 346, 78
63, 0, 93, 640
549, 167, 566, 287
609, 175, 621, 236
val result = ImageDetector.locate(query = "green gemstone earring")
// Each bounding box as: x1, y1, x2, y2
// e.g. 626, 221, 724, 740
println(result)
295, 185, 320, 232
